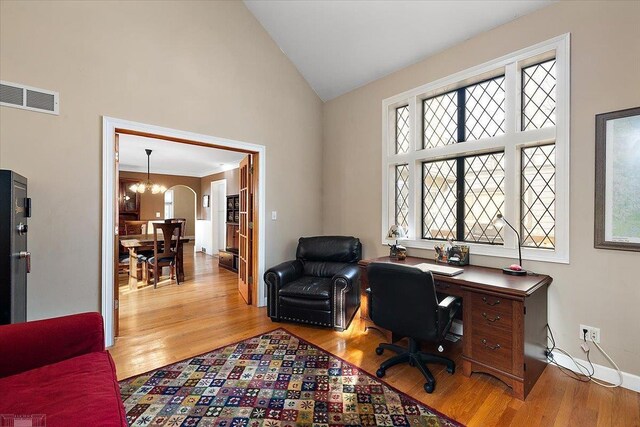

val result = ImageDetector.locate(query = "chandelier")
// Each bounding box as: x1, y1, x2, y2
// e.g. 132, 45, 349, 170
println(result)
129, 149, 167, 194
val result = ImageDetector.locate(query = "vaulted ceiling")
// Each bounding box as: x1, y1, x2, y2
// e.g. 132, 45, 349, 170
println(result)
244, 0, 555, 101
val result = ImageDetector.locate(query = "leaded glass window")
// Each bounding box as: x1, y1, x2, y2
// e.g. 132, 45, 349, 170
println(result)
395, 105, 410, 154
395, 164, 410, 231
522, 60, 556, 131
423, 91, 458, 149
464, 153, 505, 244
422, 160, 457, 240
521, 144, 556, 248
465, 77, 505, 141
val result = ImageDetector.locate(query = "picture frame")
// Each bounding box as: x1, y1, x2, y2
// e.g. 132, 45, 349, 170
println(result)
594, 106, 640, 251
202, 195, 210, 208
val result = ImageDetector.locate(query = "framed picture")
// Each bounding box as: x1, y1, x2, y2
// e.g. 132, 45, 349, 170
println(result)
594, 106, 640, 251
202, 195, 210, 208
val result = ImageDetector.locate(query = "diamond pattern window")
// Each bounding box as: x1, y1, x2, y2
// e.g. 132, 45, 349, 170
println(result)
395, 164, 410, 231
423, 91, 458, 149
464, 153, 505, 244
396, 105, 410, 154
422, 160, 457, 240
522, 59, 556, 131
521, 144, 555, 248
465, 77, 505, 141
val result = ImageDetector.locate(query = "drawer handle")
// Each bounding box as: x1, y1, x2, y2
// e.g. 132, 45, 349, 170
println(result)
481, 339, 501, 350
482, 297, 500, 306
482, 312, 501, 322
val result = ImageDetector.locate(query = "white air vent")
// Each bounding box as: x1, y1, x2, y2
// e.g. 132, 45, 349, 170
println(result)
0, 81, 59, 115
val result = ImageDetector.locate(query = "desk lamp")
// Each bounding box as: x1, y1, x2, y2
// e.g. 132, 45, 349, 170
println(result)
386, 225, 407, 260
493, 214, 527, 276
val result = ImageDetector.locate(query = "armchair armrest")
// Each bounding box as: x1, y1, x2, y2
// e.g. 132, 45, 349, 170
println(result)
331, 264, 361, 331
331, 264, 360, 290
0, 312, 104, 378
264, 259, 304, 289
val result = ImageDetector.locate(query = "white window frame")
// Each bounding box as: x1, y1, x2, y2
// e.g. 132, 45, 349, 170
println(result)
381, 34, 570, 264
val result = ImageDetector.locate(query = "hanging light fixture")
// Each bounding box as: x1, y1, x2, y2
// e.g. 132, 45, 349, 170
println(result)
129, 149, 167, 194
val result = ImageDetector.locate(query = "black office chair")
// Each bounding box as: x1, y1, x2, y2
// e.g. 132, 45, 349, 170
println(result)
367, 262, 461, 393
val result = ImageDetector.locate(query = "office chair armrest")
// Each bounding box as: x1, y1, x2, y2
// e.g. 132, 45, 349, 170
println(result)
438, 295, 458, 309
332, 264, 360, 291
437, 296, 461, 340
264, 259, 304, 290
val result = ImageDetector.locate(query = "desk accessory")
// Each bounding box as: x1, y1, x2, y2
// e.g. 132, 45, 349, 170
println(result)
493, 213, 527, 276
447, 244, 469, 266
386, 225, 407, 259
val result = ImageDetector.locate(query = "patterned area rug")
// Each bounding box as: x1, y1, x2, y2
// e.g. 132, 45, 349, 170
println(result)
119, 329, 462, 427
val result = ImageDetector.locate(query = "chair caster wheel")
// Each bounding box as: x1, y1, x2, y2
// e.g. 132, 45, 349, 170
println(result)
376, 368, 385, 378
424, 383, 435, 393
447, 365, 455, 374
375, 347, 384, 355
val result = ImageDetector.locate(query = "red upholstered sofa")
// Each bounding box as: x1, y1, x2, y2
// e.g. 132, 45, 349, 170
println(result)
0, 312, 127, 426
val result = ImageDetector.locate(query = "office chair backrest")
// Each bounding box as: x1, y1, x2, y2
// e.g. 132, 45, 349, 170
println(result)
367, 262, 440, 342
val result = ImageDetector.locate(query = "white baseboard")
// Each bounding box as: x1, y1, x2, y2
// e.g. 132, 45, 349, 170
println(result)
550, 350, 640, 393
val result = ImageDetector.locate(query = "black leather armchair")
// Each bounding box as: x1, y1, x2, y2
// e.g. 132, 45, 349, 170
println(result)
265, 236, 362, 331
367, 262, 461, 393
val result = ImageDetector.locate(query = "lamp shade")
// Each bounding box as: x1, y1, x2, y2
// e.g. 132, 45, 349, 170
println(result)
493, 213, 506, 228
386, 224, 407, 241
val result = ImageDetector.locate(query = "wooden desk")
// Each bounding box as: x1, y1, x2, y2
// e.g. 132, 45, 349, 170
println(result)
120, 234, 192, 289
358, 256, 552, 400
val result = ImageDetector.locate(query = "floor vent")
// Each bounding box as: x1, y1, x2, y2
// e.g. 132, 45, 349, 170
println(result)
1, 81, 59, 115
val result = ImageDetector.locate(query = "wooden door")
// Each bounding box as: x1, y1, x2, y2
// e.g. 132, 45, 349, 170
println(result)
113, 134, 120, 336
238, 155, 252, 304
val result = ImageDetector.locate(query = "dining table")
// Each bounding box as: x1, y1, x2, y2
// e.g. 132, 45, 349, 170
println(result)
119, 234, 193, 289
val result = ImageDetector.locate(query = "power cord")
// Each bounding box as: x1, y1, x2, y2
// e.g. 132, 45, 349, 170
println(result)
545, 324, 622, 388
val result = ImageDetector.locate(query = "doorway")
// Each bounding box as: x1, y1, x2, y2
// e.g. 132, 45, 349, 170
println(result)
102, 117, 266, 347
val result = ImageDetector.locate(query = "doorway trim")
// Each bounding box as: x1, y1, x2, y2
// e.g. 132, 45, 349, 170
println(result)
101, 116, 267, 347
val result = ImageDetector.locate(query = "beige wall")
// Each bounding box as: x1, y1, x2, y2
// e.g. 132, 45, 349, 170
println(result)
200, 168, 240, 221
0, 2, 323, 319
171, 185, 197, 237
120, 171, 201, 235
323, 1, 640, 374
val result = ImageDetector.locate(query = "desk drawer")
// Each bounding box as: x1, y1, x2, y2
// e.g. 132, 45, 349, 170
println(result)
470, 292, 513, 318
472, 307, 513, 332
470, 326, 513, 372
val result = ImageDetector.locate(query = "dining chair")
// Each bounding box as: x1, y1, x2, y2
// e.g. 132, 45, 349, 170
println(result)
147, 221, 183, 288
167, 218, 187, 237
124, 220, 153, 280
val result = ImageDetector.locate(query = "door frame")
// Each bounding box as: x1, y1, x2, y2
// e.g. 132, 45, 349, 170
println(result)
101, 116, 267, 347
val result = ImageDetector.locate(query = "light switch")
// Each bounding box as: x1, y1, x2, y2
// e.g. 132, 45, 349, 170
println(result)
271, 211, 277, 220
156, 212, 161, 218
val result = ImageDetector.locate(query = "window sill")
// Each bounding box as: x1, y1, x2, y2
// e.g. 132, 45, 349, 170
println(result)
386, 238, 569, 264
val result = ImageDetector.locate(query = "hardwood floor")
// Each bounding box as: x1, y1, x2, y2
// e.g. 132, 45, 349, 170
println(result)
110, 248, 639, 426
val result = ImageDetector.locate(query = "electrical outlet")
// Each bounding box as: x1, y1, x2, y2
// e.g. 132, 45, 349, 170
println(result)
579, 324, 600, 343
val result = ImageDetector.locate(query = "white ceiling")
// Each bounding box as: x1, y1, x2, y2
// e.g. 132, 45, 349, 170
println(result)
118, 134, 246, 178
244, 0, 555, 101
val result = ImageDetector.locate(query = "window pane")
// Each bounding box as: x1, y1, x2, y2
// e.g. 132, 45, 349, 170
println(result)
423, 91, 458, 149
395, 105, 410, 154
465, 77, 505, 141
522, 59, 556, 131
464, 152, 505, 244
395, 164, 410, 231
521, 144, 555, 248
422, 160, 457, 240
